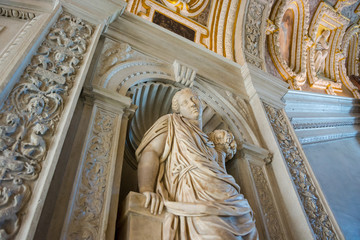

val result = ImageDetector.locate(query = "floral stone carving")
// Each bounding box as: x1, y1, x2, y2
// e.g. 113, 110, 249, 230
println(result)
0, 13, 93, 239
250, 164, 285, 240
264, 103, 338, 240
66, 107, 116, 239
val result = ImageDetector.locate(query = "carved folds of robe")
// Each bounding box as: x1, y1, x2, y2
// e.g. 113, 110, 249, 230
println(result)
136, 114, 258, 240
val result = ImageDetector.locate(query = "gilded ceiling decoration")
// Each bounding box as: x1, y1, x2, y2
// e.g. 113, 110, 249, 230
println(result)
124, 0, 360, 98
267, 0, 360, 98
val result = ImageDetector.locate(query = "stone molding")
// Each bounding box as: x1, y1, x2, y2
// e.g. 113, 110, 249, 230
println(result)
0, 12, 94, 239
63, 104, 118, 239
264, 102, 342, 240
0, 6, 36, 20
284, 90, 360, 144
249, 163, 284, 239
106, 12, 250, 98
243, 64, 289, 109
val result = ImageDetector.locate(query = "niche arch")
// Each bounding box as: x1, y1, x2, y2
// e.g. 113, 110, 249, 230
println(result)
267, 0, 310, 89
340, 23, 360, 98
95, 49, 264, 202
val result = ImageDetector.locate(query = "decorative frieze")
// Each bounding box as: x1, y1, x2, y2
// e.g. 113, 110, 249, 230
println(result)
0, 13, 93, 239
0, 7, 36, 20
264, 103, 338, 240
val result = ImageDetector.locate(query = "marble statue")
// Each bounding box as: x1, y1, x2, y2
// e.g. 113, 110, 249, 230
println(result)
136, 88, 258, 240
314, 30, 330, 74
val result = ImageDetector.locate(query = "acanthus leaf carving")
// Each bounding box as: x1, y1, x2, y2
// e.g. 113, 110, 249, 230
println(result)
264, 103, 338, 240
66, 107, 116, 239
0, 13, 93, 238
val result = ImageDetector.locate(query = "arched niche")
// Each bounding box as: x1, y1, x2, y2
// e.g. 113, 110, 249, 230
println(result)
92, 41, 264, 204
267, 0, 309, 89
87, 38, 287, 239
340, 23, 360, 98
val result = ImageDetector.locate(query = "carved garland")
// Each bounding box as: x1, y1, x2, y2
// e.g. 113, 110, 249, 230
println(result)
267, 0, 310, 89
0, 6, 36, 20
66, 107, 116, 239
0, 13, 93, 239
264, 103, 338, 240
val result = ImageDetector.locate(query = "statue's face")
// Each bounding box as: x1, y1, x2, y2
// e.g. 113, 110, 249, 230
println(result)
178, 91, 202, 120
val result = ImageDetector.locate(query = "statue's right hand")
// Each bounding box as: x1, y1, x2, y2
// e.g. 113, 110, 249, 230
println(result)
143, 191, 164, 215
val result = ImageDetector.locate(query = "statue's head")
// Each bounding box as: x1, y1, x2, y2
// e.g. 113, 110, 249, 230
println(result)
209, 129, 237, 161
172, 88, 203, 121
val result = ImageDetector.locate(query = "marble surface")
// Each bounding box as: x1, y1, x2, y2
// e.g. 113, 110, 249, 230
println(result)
302, 137, 360, 240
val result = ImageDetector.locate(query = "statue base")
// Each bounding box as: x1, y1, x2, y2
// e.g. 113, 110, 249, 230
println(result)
118, 192, 165, 240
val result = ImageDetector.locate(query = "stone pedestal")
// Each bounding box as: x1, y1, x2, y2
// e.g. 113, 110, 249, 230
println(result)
118, 192, 164, 240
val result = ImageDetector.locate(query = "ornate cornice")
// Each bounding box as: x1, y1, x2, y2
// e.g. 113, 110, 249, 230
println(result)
264, 103, 339, 240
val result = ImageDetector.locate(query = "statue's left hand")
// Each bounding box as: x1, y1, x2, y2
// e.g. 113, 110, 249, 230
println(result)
143, 191, 164, 215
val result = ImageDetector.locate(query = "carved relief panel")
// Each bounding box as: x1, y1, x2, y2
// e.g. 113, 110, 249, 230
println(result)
0, 12, 94, 239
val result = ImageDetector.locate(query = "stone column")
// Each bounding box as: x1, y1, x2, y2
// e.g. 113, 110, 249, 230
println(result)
61, 86, 135, 240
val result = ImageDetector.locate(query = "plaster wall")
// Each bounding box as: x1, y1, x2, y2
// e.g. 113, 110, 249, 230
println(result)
302, 137, 360, 240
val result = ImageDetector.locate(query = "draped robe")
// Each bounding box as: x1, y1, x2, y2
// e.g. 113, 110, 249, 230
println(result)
136, 113, 258, 240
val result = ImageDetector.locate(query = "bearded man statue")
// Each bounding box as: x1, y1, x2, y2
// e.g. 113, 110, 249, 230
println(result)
136, 88, 258, 240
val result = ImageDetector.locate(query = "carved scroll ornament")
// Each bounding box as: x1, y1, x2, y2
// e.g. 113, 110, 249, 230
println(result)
0, 13, 93, 239
264, 103, 338, 240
